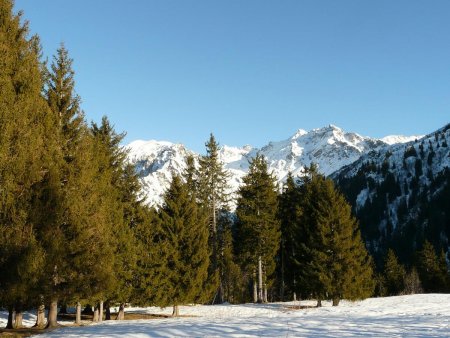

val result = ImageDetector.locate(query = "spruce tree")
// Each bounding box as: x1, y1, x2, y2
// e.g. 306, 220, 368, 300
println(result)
295, 167, 374, 305
0, 0, 50, 327
37, 45, 117, 327
417, 241, 449, 292
384, 249, 406, 295
198, 134, 232, 302
235, 154, 280, 303
216, 213, 243, 303
91, 117, 139, 320
156, 175, 210, 316
278, 172, 302, 300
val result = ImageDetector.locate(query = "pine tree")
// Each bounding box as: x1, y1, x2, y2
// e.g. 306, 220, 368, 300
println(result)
0, 0, 50, 328
36, 45, 117, 327
235, 154, 280, 303
91, 117, 139, 320
417, 241, 449, 292
156, 175, 210, 316
295, 167, 374, 305
197, 134, 231, 303
384, 249, 406, 295
216, 213, 243, 304
277, 172, 302, 300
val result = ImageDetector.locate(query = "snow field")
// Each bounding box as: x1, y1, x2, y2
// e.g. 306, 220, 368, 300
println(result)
1, 294, 446, 337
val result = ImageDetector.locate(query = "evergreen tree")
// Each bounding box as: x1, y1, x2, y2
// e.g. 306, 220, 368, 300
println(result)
156, 175, 210, 316
216, 213, 243, 304
384, 249, 406, 296
91, 117, 139, 320
277, 172, 302, 300
235, 154, 280, 303
295, 166, 374, 305
0, 0, 50, 327
36, 45, 117, 327
197, 134, 231, 302
417, 241, 449, 292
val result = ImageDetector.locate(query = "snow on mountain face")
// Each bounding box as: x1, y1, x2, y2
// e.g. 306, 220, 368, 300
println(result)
126, 125, 414, 208
381, 135, 424, 145
126, 140, 195, 206
332, 124, 450, 262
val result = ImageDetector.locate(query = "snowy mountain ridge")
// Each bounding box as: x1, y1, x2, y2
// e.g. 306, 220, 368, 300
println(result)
333, 123, 450, 263
126, 125, 423, 207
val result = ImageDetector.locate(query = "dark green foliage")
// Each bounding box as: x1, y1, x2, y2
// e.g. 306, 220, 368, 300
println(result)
0, 0, 49, 313
383, 249, 406, 296
277, 172, 302, 300
91, 117, 140, 307
235, 154, 280, 302
415, 159, 423, 177
216, 213, 244, 303
295, 167, 374, 305
197, 134, 231, 302
156, 176, 210, 310
417, 241, 449, 293
404, 145, 417, 159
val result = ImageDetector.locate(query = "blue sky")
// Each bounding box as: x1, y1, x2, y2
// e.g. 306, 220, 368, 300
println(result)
15, 0, 450, 152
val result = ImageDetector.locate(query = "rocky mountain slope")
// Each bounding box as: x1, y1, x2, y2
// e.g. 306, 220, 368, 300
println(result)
126, 125, 419, 207
333, 124, 450, 266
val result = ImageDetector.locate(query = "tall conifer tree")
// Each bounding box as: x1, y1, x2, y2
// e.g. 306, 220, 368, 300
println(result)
296, 168, 374, 305
91, 117, 139, 320
198, 134, 231, 302
157, 175, 210, 316
0, 0, 50, 328
235, 154, 280, 303
278, 172, 302, 300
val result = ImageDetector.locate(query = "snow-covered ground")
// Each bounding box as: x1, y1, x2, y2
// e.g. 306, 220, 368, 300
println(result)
2, 294, 448, 337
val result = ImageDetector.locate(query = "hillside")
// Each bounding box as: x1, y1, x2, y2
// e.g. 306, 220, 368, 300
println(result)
333, 124, 450, 266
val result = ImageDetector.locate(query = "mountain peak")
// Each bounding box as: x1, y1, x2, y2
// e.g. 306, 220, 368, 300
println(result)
291, 129, 308, 140
126, 125, 422, 207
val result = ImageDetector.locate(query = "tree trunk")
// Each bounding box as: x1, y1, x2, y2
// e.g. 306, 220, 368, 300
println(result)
253, 276, 258, 303
263, 284, 268, 303
99, 301, 104, 322
14, 310, 23, 329
116, 303, 125, 320
317, 299, 322, 307
257, 256, 263, 303
293, 292, 297, 302
6, 307, 14, 329
93, 306, 99, 322
34, 303, 46, 328
332, 297, 340, 306
46, 299, 58, 328
105, 301, 111, 320
172, 304, 179, 317
280, 239, 285, 302
75, 302, 82, 325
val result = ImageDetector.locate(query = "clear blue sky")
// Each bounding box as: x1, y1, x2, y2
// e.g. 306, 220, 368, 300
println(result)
15, 0, 450, 152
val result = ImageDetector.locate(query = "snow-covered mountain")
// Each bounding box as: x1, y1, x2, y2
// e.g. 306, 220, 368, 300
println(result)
380, 135, 423, 145
333, 124, 450, 266
126, 125, 420, 207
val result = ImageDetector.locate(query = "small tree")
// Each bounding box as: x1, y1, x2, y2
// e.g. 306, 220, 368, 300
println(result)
417, 241, 449, 292
384, 249, 406, 296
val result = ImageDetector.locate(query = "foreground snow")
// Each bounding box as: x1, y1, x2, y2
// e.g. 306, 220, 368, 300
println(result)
3, 294, 450, 337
